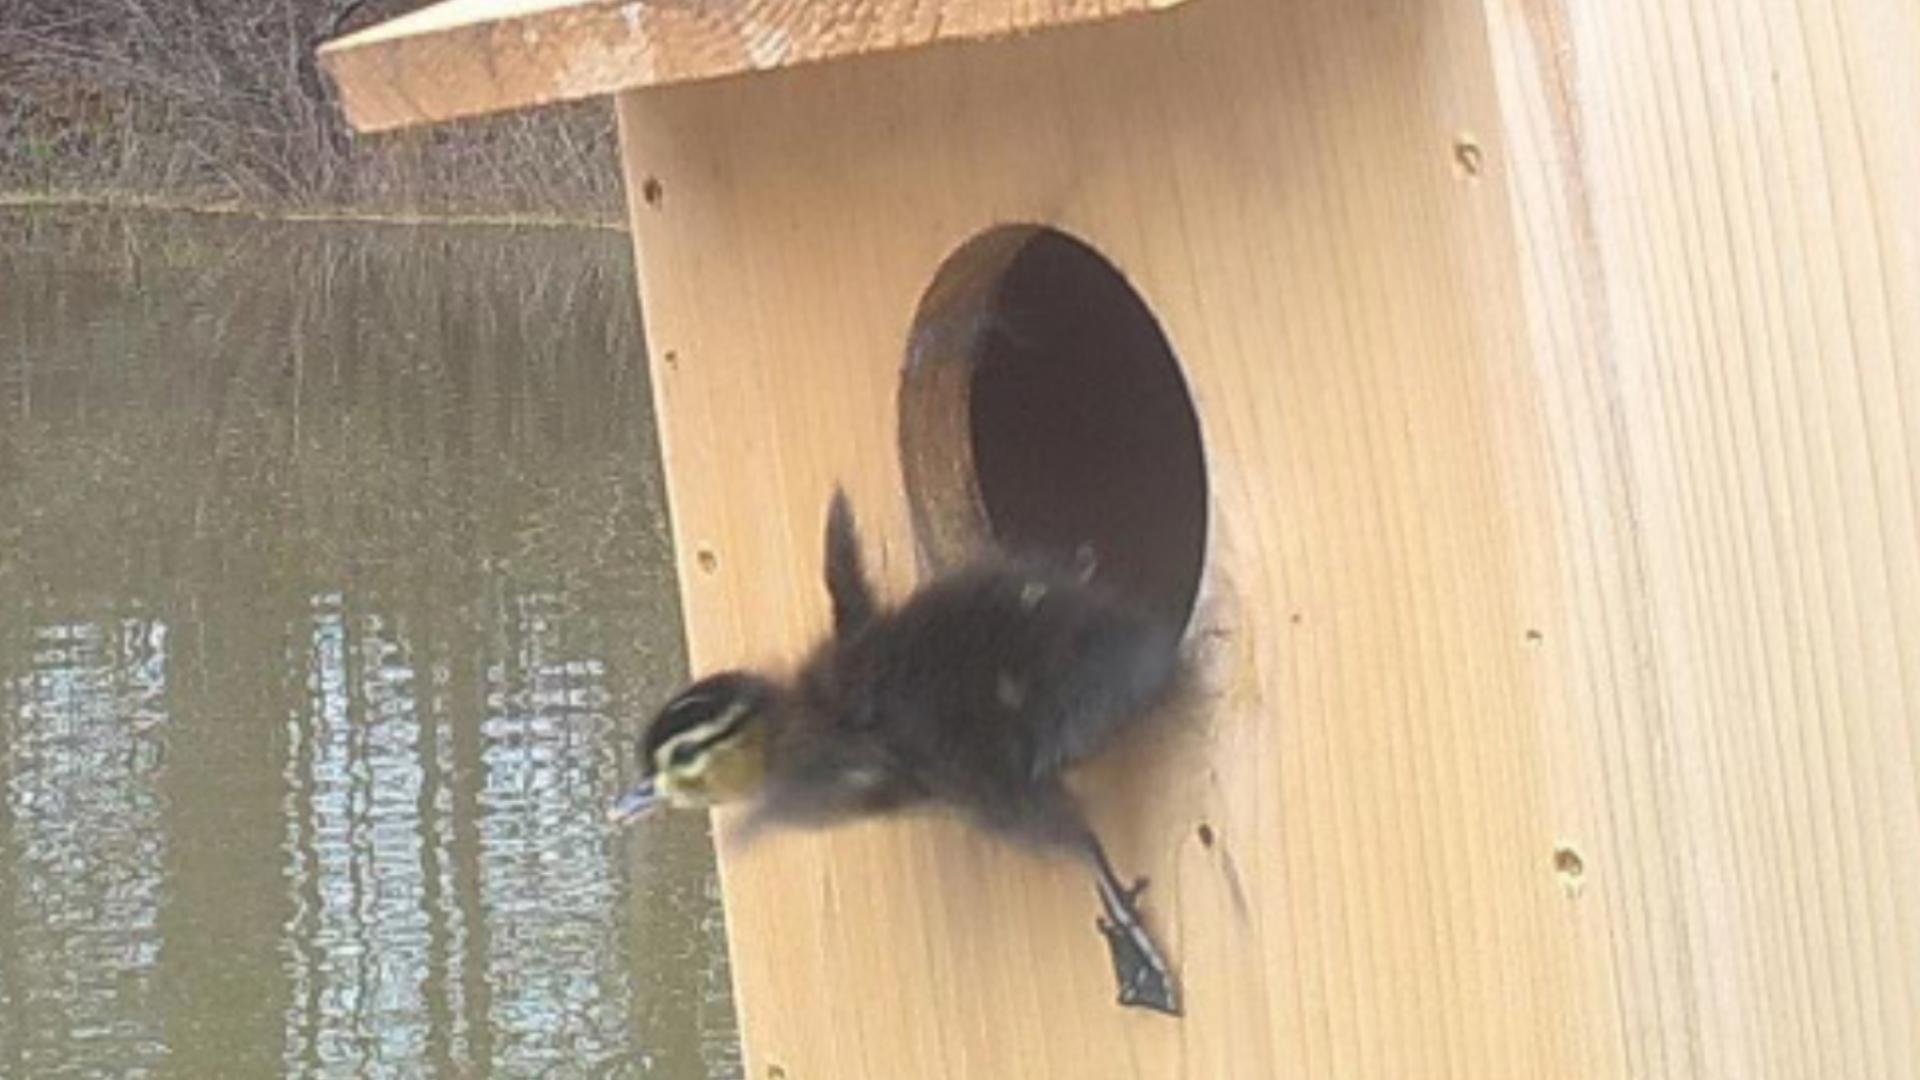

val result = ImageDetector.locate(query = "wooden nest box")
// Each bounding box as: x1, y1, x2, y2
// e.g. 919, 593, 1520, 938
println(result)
324, 2, 1920, 1076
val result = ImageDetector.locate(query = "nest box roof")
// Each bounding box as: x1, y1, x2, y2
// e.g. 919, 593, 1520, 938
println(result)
320, 0, 1192, 133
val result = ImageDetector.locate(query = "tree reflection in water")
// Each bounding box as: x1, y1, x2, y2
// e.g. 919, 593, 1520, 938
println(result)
0, 209, 739, 1080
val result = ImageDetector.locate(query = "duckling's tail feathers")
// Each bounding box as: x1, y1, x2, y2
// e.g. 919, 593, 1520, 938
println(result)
825, 487, 879, 639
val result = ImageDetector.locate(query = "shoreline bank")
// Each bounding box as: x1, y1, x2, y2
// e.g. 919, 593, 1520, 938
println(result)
0, 190, 626, 232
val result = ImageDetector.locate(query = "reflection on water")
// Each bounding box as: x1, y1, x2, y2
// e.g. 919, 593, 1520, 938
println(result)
0, 209, 738, 1078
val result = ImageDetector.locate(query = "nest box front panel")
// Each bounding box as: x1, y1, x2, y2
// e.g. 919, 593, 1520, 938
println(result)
613, 0, 1608, 1075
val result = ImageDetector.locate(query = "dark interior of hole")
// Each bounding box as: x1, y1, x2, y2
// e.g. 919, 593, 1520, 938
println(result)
967, 232, 1207, 627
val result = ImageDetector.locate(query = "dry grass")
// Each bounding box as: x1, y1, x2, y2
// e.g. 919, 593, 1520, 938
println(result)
0, 0, 626, 222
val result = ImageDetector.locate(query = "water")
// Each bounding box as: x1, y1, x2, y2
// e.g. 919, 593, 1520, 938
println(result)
0, 208, 739, 1079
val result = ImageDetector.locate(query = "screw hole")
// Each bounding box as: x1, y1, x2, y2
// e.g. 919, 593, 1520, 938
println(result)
1452, 137, 1484, 179
696, 548, 719, 574
1197, 823, 1216, 848
1553, 844, 1586, 896
641, 175, 665, 207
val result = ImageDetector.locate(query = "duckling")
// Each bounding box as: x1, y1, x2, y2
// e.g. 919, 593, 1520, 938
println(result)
609, 489, 1185, 1015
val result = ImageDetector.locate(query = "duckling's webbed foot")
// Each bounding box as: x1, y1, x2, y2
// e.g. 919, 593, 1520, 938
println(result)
1092, 861, 1181, 1015
987, 788, 1182, 1015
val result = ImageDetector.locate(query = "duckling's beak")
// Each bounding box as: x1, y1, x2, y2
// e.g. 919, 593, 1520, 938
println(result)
607, 778, 664, 826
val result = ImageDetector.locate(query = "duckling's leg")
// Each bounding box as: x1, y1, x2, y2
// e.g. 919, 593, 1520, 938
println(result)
972, 784, 1181, 1015
1085, 835, 1181, 1016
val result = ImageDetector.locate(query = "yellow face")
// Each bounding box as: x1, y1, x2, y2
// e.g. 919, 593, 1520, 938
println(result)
648, 701, 768, 808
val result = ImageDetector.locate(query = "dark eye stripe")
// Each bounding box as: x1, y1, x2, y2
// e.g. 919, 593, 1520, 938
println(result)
661, 709, 749, 771
686, 720, 743, 759
645, 693, 728, 763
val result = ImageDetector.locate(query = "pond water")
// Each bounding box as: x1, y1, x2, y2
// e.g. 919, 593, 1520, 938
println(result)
0, 209, 739, 1079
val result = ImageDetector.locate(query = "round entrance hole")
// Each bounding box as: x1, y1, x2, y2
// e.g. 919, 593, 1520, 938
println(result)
898, 226, 1208, 628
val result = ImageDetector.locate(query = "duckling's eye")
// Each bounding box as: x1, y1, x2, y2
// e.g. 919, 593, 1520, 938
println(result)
669, 741, 701, 769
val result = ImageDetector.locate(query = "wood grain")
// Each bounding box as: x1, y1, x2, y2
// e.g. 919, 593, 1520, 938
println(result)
617, 0, 1592, 1074
610, 0, 1918, 1073
323, 0, 1920, 1070
1479, 0, 1920, 1075
318, 0, 1193, 132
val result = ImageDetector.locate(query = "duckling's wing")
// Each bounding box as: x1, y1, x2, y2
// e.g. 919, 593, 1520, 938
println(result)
824, 488, 879, 640
1020, 588, 1183, 781
869, 564, 1182, 783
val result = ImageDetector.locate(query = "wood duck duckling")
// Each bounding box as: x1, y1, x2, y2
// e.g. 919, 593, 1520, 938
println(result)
609, 489, 1186, 1015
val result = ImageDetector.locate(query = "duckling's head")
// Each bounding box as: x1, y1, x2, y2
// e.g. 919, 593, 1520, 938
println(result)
608, 671, 777, 826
